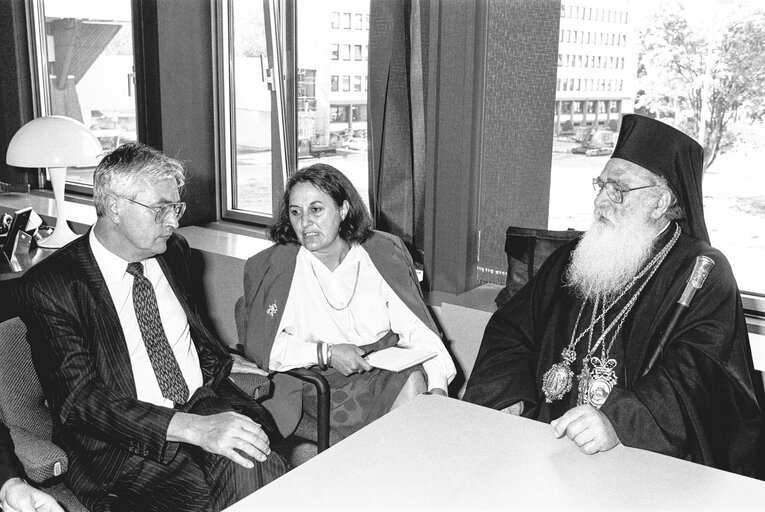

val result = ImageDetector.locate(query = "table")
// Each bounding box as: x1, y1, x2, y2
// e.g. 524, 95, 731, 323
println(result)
226, 394, 765, 511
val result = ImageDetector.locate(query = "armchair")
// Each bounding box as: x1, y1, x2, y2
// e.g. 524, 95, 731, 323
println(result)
0, 317, 87, 511
233, 296, 330, 455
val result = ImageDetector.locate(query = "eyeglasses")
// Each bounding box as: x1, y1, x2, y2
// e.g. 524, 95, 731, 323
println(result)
592, 178, 656, 204
121, 197, 186, 222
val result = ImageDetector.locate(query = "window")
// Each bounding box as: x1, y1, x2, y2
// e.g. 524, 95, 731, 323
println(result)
353, 76, 362, 91
352, 105, 367, 122
297, 69, 316, 111
28, 0, 137, 190
355, 13, 363, 30
354, 44, 362, 60
330, 105, 349, 123
219, 0, 370, 222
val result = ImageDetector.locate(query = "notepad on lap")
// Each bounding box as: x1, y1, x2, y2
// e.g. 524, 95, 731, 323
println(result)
365, 347, 437, 372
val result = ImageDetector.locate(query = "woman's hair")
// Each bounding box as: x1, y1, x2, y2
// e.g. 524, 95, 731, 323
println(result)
93, 142, 185, 217
269, 163, 373, 244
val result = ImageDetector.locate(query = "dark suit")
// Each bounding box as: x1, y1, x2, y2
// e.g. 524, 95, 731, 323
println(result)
13, 232, 285, 511
0, 421, 24, 488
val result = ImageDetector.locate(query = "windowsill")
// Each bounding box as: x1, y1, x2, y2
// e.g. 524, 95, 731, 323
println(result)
0, 192, 275, 261
3, 191, 763, 327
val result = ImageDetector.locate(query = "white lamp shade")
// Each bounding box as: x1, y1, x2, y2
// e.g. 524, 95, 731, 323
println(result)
6, 115, 103, 168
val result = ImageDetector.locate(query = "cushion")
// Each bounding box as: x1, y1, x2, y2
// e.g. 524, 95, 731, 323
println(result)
0, 317, 66, 483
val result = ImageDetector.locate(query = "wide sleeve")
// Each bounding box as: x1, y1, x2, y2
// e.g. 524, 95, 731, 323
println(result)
601, 251, 762, 475
14, 277, 177, 464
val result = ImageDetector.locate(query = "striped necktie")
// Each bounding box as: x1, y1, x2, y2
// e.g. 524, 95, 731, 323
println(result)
126, 262, 189, 405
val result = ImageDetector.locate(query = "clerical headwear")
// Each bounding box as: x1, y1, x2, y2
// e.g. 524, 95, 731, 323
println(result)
611, 114, 709, 243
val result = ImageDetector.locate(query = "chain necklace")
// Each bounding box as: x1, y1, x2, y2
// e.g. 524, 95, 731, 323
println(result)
309, 259, 361, 311
542, 223, 680, 405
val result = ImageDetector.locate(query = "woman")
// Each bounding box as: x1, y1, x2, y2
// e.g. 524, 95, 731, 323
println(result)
241, 163, 456, 453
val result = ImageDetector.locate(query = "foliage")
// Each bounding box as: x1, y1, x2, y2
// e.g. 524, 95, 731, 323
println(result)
636, 2, 765, 170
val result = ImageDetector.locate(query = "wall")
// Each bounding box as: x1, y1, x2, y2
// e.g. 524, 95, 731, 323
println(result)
476, 0, 561, 285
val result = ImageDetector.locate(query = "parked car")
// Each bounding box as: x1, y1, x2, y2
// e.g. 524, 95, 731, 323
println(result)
343, 137, 368, 151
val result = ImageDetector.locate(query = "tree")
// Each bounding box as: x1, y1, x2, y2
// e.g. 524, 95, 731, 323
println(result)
636, 3, 765, 170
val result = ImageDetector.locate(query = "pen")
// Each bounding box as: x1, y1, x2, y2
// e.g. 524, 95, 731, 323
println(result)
360, 348, 376, 358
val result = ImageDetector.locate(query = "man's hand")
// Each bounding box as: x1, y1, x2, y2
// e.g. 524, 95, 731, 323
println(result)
168, 411, 271, 468
0, 478, 64, 512
329, 343, 373, 376
500, 401, 524, 416
231, 353, 269, 376
550, 404, 620, 454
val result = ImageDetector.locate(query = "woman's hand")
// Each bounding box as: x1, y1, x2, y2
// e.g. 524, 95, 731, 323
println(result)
329, 343, 373, 376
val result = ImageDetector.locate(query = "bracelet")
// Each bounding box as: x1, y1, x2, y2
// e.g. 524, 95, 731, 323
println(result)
317, 342, 327, 371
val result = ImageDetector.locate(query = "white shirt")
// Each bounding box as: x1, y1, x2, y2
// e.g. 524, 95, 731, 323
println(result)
270, 245, 456, 391
90, 230, 204, 407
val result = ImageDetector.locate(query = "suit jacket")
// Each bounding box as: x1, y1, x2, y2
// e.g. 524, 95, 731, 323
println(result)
242, 230, 440, 436
0, 420, 24, 487
12, 231, 234, 509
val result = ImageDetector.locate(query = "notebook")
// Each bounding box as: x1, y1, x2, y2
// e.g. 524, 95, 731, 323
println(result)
365, 347, 437, 372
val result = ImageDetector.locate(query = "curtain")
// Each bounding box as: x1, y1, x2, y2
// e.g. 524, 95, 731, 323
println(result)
368, 0, 429, 263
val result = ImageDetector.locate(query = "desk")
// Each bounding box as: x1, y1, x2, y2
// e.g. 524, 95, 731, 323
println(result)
227, 395, 765, 511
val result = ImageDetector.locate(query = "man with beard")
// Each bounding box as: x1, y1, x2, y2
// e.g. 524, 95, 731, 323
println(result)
463, 114, 763, 477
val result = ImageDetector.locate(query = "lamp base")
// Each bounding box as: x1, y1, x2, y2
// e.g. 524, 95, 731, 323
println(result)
37, 221, 79, 249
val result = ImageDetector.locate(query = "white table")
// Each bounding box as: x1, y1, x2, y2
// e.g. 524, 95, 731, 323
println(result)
227, 394, 765, 511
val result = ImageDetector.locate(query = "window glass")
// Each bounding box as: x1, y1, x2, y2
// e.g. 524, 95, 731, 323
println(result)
227, 0, 274, 216
550, 0, 765, 293
296, 0, 370, 204
34, 0, 136, 188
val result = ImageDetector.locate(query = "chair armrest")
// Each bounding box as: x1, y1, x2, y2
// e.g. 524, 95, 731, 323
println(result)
228, 373, 272, 401
286, 368, 330, 453
9, 427, 68, 484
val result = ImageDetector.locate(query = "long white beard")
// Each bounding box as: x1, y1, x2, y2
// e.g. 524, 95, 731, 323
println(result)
565, 206, 658, 300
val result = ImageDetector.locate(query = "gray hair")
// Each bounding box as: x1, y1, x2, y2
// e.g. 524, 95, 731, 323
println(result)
647, 172, 683, 221
93, 143, 185, 217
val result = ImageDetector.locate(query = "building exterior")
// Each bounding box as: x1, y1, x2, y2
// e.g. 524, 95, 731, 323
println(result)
554, 1, 636, 134
297, 0, 369, 149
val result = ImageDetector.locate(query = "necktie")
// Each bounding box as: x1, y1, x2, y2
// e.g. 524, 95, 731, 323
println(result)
126, 262, 189, 405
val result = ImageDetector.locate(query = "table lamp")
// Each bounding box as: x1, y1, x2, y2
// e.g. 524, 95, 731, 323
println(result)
6, 116, 102, 248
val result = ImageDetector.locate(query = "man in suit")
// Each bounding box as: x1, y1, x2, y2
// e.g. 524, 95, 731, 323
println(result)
13, 143, 287, 511
1, 421, 63, 512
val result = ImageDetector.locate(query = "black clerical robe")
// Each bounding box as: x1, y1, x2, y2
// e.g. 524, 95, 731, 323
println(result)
463, 223, 763, 477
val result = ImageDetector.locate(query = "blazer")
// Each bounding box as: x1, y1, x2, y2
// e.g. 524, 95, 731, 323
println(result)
242, 230, 440, 436
0, 420, 24, 487
12, 231, 234, 509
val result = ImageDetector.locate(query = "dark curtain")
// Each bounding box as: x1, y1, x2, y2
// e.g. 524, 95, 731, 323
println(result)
368, 0, 429, 263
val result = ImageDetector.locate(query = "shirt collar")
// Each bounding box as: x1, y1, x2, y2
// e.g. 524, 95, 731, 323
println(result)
89, 228, 136, 286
